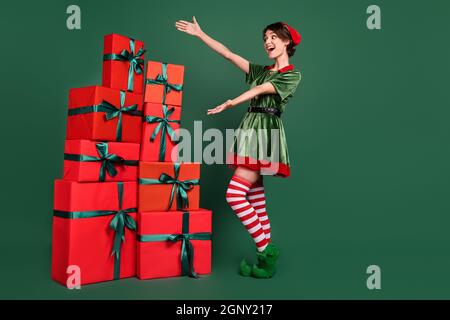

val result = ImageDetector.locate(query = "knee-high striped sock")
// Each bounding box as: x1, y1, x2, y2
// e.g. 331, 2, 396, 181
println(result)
226, 175, 268, 252
248, 182, 271, 242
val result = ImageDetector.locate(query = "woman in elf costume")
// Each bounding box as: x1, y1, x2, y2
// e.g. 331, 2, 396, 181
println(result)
176, 17, 301, 278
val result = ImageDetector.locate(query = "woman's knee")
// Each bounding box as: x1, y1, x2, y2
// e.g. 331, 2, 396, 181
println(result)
234, 167, 260, 185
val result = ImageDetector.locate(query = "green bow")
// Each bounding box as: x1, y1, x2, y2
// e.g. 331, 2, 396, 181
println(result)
137, 211, 211, 278
103, 38, 146, 91
53, 182, 137, 280
144, 105, 181, 161
145, 62, 183, 104
68, 90, 142, 141
139, 163, 199, 210
103, 90, 139, 141
109, 183, 137, 279
64, 142, 138, 181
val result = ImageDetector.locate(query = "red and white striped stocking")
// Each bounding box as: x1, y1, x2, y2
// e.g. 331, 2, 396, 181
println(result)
226, 175, 268, 252
248, 181, 271, 242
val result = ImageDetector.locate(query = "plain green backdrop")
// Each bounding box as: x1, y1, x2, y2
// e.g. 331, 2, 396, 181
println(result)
0, 0, 449, 299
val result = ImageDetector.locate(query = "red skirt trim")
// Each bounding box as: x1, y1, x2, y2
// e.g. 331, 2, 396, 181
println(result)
226, 153, 290, 178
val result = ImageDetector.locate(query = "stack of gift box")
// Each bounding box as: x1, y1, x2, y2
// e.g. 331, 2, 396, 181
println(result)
51, 34, 212, 286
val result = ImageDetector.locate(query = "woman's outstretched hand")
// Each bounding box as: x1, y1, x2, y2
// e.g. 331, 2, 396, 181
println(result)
175, 16, 203, 37
207, 100, 233, 115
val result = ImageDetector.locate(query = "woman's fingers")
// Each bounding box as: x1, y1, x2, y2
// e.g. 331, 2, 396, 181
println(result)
207, 106, 224, 115
175, 24, 189, 31
175, 22, 188, 28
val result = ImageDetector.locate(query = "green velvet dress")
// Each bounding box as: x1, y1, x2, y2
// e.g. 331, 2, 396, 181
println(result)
227, 63, 301, 178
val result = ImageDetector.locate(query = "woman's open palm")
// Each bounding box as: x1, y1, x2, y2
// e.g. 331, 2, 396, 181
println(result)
175, 16, 202, 37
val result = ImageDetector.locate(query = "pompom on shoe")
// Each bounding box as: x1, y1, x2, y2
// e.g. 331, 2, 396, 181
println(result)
238, 243, 280, 278
251, 243, 280, 279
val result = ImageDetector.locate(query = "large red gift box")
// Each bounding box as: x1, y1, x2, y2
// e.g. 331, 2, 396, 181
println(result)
140, 103, 181, 162
144, 61, 184, 106
102, 34, 145, 94
138, 162, 200, 212
51, 180, 137, 286
63, 140, 139, 182
137, 210, 212, 279
66, 86, 143, 143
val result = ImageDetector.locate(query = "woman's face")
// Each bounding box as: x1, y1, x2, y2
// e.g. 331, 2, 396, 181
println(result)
264, 30, 290, 59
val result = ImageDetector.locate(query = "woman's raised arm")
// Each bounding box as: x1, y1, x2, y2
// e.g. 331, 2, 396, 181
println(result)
175, 16, 249, 74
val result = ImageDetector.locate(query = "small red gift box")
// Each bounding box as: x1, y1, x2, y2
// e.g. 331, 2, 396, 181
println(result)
137, 209, 212, 279
138, 162, 200, 212
51, 180, 137, 286
144, 61, 184, 106
140, 103, 181, 162
66, 86, 143, 143
102, 34, 145, 94
63, 139, 139, 182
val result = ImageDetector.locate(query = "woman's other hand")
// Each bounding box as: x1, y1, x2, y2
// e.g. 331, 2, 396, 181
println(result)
175, 16, 203, 37
207, 100, 233, 115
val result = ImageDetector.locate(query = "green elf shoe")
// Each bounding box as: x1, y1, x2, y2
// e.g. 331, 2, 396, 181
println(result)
251, 243, 280, 279
239, 258, 252, 277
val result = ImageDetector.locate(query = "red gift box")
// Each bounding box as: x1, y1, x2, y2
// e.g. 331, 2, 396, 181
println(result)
63, 139, 139, 182
102, 34, 145, 94
66, 86, 143, 143
138, 162, 200, 212
51, 180, 137, 286
137, 209, 212, 279
140, 103, 181, 162
144, 61, 184, 106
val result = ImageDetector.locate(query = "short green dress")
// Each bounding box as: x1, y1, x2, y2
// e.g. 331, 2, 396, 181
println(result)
227, 63, 301, 178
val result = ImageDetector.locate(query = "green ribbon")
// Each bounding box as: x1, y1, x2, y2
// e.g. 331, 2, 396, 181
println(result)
145, 62, 183, 104
137, 211, 211, 278
64, 142, 138, 181
68, 90, 142, 141
103, 38, 146, 91
144, 105, 181, 161
53, 182, 137, 280
139, 163, 199, 210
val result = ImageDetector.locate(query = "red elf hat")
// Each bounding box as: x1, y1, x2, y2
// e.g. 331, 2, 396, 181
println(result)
283, 23, 301, 46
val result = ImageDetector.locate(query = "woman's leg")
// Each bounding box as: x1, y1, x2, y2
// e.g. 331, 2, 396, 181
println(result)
247, 176, 271, 242
225, 167, 269, 252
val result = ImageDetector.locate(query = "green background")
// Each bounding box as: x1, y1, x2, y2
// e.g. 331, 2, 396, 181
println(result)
1, 0, 449, 299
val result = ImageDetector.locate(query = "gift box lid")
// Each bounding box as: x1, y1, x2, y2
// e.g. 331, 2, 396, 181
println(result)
139, 162, 200, 180
137, 209, 212, 236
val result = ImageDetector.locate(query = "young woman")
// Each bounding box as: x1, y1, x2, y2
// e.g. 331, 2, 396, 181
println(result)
175, 17, 301, 278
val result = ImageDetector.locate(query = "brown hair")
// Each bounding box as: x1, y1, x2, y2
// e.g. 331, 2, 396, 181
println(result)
263, 22, 296, 57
